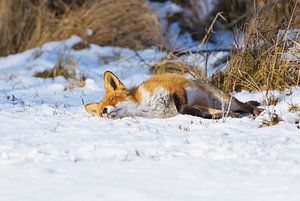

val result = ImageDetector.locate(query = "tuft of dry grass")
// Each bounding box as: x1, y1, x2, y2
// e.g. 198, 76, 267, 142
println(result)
211, 0, 300, 92
150, 53, 190, 75
0, 0, 164, 56
259, 113, 282, 128
34, 54, 77, 79
212, 46, 300, 92
150, 52, 207, 79
262, 93, 279, 106
34, 53, 86, 90
288, 104, 300, 113
50, 0, 164, 50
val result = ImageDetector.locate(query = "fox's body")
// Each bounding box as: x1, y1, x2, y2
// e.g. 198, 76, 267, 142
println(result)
85, 71, 262, 119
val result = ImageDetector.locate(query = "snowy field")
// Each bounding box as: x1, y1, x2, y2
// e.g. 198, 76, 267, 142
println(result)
0, 37, 300, 201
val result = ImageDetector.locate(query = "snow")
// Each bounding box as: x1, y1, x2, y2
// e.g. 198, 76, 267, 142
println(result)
148, 1, 241, 75
0, 36, 300, 201
148, 1, 196, 48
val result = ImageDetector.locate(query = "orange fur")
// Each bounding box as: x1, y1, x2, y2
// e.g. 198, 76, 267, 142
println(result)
138, 73, 189, 106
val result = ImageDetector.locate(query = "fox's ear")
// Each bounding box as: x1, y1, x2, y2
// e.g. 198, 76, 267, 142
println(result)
103, 71, 125, 92
85, 103, 101, 117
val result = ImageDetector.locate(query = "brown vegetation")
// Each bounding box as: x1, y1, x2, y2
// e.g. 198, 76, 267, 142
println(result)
34, 53, 86, 91
1, 0, 299, 93
150, 53, 190, 75
152, 0, 300, 92
150, 52, 208, 80
212, 0, 300, 92
0, 0, 164, 56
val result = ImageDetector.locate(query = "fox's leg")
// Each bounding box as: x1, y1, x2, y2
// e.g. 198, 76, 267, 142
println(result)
209, 93, 262, 116
180, 105, 241, 119
230, 98, 263, 117
192, 80, 263, 116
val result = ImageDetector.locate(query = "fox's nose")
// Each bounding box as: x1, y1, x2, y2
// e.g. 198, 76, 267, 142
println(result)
102, 107, 108, 114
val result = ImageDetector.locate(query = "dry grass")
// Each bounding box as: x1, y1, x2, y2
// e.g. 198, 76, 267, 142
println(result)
150, 52, 208, 79
262, 93, 279, 106
259, 113, 282, 128
150, 0, 300, 94
217, 0, 247, 27
288, 104, 300, 113
0, 0, 164, 56
150, 53, 190, 75
212, 45, 300, 92
211, 0, 300, 92
34, 53, 86, 91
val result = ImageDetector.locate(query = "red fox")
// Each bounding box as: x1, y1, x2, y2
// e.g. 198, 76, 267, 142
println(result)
85, 71, 262, 119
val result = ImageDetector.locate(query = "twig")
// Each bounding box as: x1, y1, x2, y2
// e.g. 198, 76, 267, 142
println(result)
223, 81, 236, 122
173, 48, 233, 56
173, 12, 227, 57
79, 95, 85, 105
223, 12, 249, 29
135, 51, 151, 67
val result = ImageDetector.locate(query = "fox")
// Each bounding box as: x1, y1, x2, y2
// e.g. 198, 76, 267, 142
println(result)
85, 71, 262, 119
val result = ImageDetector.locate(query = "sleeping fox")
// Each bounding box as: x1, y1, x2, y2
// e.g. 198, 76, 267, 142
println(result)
85, 71, 262, 119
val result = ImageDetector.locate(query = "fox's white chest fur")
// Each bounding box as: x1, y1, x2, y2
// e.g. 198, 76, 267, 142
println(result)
110, 86, 178, 118
138, 86, 178, 118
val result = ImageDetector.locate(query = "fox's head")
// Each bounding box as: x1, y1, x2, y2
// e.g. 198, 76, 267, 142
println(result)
85, 71, 136, 117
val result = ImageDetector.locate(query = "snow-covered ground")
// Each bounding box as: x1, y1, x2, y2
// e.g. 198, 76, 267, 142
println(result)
0, 36, 300, 201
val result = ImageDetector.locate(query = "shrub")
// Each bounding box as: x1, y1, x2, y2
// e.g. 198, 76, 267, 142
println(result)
211, 0, 300, 92
0, 0, 164, 56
